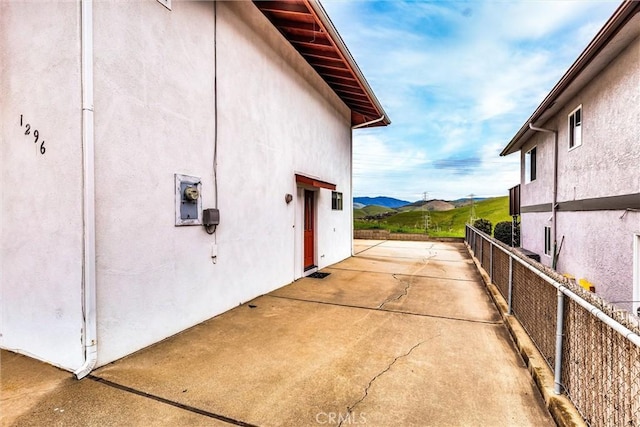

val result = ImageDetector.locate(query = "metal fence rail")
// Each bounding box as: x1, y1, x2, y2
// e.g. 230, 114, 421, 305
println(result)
465, 225, 640, 427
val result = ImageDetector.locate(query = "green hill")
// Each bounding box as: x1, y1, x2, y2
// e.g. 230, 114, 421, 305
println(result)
353, 208, 367, 219
362, 205, 397, 215
354, 196, 510, 237
354, 205, 397, 220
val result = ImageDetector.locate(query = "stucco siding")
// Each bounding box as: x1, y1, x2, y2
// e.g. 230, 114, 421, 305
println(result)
92, 0, 219, 366
218, 0, 351, 280
520, 213, 552, 267
1, 0, 354, 369
556, 211, 639, 312
555, 35, 640, 202
92, 0, 352, 365
0, 2, 84, 369
520, 131, 554, 207
518, 34, 640, 309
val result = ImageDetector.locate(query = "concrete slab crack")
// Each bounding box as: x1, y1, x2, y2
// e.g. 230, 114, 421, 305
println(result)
339, 341, 426, 427
377, 252, 436, 309
377, 274, 412, 309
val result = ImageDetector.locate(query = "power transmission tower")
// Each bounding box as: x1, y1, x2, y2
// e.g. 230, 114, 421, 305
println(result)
468, 193, 477, 224
422, 192, 431, 233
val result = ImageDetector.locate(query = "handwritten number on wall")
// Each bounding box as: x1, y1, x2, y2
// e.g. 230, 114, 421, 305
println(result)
19, 115, 46, 155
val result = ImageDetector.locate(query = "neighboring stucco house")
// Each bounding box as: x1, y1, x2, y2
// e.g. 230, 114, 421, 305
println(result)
501, 0, 639, 313
0, 0, 389, 377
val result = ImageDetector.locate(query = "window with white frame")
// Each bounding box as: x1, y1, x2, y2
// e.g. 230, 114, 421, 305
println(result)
544, 226, 552, 256
525, 147, 537, 183
568, 105, 582, 150
331, 191, 343, 210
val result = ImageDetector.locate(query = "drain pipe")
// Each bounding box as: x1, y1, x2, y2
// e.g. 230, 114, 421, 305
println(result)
75, 0, 97, 380
352, 114, 385, 130
528, 123, 558, 266
349, 129, 354, 256
530, 121, 565, 392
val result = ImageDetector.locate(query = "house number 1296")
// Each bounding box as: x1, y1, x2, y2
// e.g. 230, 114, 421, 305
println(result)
19, 114, 46, 155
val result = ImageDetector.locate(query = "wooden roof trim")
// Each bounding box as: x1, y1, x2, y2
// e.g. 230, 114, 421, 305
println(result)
253, 0, 390, 127
302, 0, 388, 126
295, 174, 336, 190
257, 1, 309, 15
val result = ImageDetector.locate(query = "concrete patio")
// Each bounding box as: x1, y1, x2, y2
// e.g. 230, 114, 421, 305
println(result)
2, 240, 553, 426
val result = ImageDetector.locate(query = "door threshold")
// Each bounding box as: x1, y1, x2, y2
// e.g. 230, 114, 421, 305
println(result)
304, 266, 318, 276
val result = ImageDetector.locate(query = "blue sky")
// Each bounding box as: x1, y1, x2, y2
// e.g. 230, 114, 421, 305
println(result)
321, 0, 620, 202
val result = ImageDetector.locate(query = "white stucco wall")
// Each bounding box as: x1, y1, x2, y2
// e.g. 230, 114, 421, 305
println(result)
523, 36, 640, 204
520, 212, 552, 266
0, 2, 84, 369
217, 1, 352, 281
519, 35, 640, 308
555, 35, 640, 202
1, 0, 353, 369
92, 0, 219, 366
92, 0, 352, 365
556, 211, 639, 312
520, 132, 554, 207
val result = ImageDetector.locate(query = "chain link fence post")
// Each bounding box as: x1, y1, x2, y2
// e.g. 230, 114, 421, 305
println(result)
489, 243, 493, 283
554, 289, 565, 395
507, 256, 513, 315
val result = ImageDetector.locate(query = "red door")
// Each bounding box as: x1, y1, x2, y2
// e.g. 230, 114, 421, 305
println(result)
304, 190, 315, 269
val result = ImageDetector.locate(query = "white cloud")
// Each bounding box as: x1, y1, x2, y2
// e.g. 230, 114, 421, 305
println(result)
321, 0, 618, 200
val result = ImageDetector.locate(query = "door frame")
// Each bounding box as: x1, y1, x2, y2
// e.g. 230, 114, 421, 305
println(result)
294, 186, 318, 278
293, 174, 336, 279
303, 189, 316, 271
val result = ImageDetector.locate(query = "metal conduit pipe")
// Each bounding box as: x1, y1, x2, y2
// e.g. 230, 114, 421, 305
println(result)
75, 0, 98, 380
528, 123, 559, 268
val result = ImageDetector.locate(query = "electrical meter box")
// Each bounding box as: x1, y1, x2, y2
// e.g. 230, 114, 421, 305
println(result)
203, 208, 220, 226
175, 174, 202, 226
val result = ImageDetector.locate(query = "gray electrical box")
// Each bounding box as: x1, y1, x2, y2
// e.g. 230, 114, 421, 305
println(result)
175, 174, 202, 226
203, 208, 220, 226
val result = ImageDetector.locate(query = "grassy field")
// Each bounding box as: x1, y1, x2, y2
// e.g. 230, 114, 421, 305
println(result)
354, 196, 511, 237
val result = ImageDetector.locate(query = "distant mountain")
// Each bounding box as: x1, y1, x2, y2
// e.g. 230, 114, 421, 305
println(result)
353, 202, 366, 209
353, 196, 411, 209
354, 196, 510, 238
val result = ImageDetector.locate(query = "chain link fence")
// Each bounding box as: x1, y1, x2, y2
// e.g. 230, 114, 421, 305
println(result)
465, 225, 640, 427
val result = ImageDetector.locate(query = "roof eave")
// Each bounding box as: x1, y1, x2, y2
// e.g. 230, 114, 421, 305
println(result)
252, 0, 390, 128
501, 0, 640, 156
306, 0, 390, 127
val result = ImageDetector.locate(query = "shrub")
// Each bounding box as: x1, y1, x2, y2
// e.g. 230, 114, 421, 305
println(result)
494, 221, 520, 247
473, 218, 492, 235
